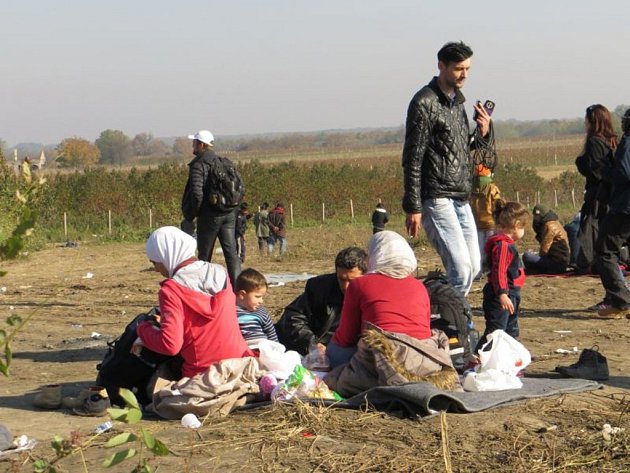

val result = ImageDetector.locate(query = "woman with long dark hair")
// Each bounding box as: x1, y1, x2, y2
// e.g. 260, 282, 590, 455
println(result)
574, 105, 617, 288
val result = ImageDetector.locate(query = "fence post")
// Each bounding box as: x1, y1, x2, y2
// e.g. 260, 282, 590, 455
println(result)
290, 203, 294, 226
350, 199, 354, 222
554, 189, 558, 208
571, 188, 576, 209
516, 191, 520, 203
149, 208, 153, 230
322, 203, 325, 223
63, 212, 68, 239
108, 210, 112, 235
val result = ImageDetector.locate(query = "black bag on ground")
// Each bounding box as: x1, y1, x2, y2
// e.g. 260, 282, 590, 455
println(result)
96, 308, 178, 406
423, 271, 478, 373
205, 156, 245, 212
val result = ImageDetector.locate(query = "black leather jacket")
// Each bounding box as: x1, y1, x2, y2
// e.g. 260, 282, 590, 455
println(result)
402, 77, 484, 213
275, 273, 344, 355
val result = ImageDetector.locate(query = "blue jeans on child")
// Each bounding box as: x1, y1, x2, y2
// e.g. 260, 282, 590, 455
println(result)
477, 285, 520, 351
422, 198, 480, 295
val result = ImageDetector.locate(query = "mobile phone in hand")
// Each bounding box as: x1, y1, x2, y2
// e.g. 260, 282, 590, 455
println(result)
473, 100, 495, 120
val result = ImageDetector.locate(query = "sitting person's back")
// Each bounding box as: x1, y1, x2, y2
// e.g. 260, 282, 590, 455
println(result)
325, 231, 459, 396
235, 268, 279, 349
137, 226, 255, 379
523, 205, 570, 274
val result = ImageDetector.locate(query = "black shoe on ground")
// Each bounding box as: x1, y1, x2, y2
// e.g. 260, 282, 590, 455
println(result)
555, 345, 609, 381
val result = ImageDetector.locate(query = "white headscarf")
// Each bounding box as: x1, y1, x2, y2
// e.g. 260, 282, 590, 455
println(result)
367, 230, 417, 279
146, 226, 197, 278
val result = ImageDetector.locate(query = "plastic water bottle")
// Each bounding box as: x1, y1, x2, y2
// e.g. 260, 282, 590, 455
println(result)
95, 421, 113, 434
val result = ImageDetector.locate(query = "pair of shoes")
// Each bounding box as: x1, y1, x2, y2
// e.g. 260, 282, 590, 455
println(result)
62, 386, 107, 410
587, 300, 607, 312
73, 390, 111, 417
555, 345, 609, 381
597, 304, 630, 319
33, 384, 62, 409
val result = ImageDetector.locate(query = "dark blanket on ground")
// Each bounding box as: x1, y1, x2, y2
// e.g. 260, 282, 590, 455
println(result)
332, 377, 600, 418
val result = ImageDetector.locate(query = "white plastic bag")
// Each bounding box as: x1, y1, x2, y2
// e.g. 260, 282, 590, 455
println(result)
462, 368, 523, 391
257, 340, 301, 380
478, 330, 531, 376
462, 330, 531, 392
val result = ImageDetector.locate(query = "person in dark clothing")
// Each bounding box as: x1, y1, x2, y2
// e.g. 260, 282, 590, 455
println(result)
275, 246, 368, 355
574, 105, 618, 274
523, 204, 570, 274
371, 202, 389, 234
477, 200, 529, 350
181, 130, 241, 288
268, 202, 287, 255
564, 212, 581, 268
402, 41, 491, 296
235, 202, 251, 263
595, 109, 630, 319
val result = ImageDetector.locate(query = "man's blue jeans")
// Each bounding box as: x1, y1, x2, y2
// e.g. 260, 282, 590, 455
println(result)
422, 198, 480, 295
197, 209, 241, 288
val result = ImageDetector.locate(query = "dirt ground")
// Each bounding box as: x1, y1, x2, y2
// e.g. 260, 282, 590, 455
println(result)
0, 223, 628, 472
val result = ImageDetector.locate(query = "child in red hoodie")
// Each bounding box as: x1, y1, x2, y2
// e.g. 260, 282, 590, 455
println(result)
477, 200, 530, 350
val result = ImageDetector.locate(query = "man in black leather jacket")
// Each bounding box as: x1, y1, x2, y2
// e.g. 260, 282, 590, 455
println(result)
402, 41, 491, 295
275, 247, 367, 355
181, 130, 241, 287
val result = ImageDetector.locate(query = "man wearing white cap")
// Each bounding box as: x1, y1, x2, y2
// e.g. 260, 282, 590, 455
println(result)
181, 130, 241, 287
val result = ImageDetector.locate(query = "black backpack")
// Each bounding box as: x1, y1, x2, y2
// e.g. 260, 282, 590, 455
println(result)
423, 271, 478, 373
96, 308, 178, 406
205, 156, 245, 212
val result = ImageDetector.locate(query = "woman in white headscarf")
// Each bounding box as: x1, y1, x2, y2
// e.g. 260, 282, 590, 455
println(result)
327, 231, 432, 367
324, 231, 459, 397
137, 226, 254, 379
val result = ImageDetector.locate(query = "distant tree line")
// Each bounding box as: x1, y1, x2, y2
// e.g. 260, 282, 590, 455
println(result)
2, 103, 628, 168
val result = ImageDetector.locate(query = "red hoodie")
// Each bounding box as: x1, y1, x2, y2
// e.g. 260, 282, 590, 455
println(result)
484, 232, 526, 296
137, 278, 255, 378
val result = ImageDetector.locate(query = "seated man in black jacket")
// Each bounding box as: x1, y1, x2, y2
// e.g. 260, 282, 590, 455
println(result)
275, 247, 367, 355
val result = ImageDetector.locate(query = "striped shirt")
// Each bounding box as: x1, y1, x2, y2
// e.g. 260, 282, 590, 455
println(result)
236, 306, 279, 348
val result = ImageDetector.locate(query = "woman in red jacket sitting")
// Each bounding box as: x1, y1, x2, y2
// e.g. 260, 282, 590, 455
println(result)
327, 230, 432, 367
136, 226, 255, 379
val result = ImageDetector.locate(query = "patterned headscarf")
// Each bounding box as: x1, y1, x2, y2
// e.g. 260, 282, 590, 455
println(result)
145, 226, 197, 278
367, 230, 417, 279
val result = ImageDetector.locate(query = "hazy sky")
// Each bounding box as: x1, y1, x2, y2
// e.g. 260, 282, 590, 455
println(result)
2, 1, 628, 146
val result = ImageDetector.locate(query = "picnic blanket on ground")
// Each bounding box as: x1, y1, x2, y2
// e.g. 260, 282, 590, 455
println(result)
332, 377, 601, 418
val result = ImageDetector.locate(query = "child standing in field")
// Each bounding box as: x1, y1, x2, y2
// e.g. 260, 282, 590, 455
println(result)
477, 200, 530, 350
235, 268, 279, 349
470, 164, 502, 279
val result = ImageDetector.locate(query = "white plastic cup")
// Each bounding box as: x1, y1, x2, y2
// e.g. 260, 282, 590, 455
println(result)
181, 413, 201, 429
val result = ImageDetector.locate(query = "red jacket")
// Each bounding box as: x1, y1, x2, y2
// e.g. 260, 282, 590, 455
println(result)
484, 232, 526, 295
137, 278, 255, 378
332, 273, 432, 347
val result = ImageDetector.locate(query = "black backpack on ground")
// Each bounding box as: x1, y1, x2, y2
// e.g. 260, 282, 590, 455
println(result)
205, 156, 245, 212
96, 308, 179, 406
423, 271, 478, 373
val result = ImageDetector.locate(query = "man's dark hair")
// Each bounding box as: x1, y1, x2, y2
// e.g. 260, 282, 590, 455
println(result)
437, 41, 473, 65
335, 246, 368, 273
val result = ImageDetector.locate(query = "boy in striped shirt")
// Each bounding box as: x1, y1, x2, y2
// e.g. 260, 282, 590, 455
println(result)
235, 268, 279, 349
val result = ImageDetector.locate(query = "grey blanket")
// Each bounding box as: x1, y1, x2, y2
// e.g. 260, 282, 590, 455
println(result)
334, 377, 601, 418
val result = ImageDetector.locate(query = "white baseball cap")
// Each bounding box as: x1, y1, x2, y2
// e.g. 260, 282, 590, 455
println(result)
187, 130, 214, 145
